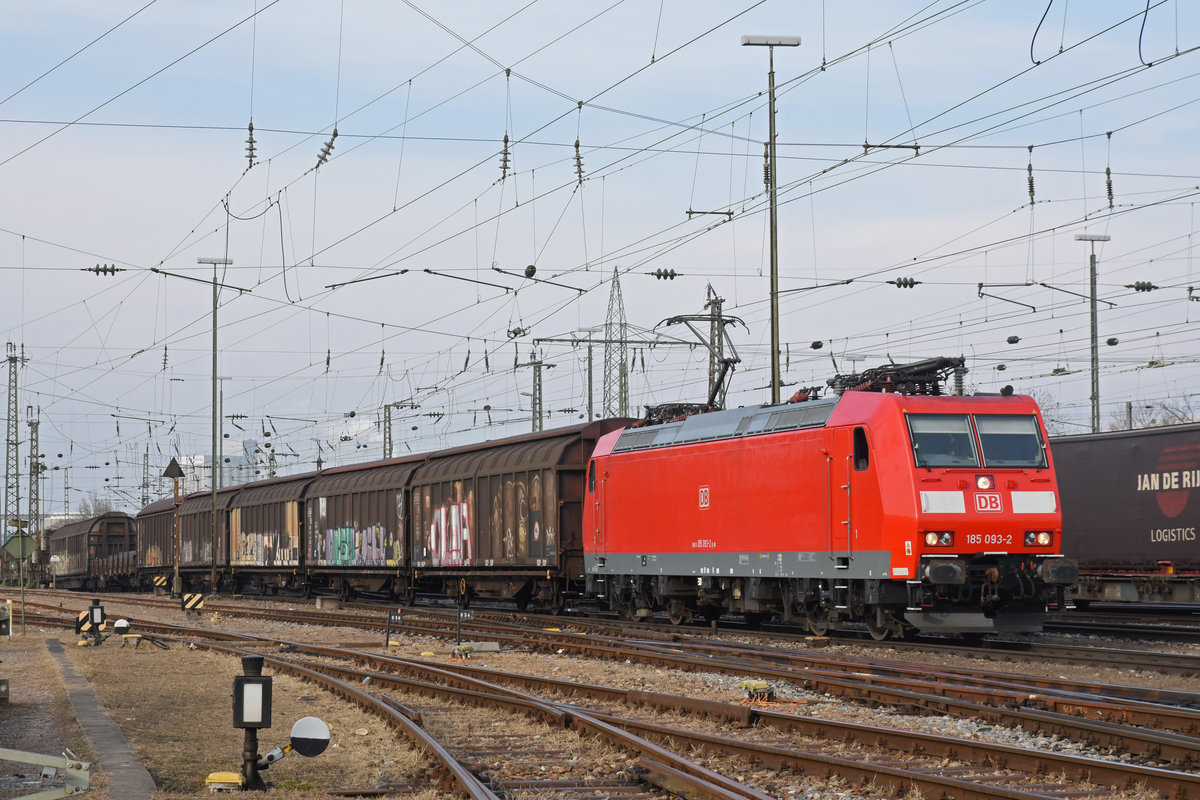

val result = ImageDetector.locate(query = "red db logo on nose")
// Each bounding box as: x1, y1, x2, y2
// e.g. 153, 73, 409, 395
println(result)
975, 493, 1002, 512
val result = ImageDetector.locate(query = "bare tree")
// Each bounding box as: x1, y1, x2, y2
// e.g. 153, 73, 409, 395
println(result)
1024, 388, 1073, 436
77, 494, 116, 518
1110, 397, 1199, 430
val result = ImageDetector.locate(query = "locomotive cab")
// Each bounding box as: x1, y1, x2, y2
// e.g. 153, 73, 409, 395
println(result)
896, 401, 1078, 633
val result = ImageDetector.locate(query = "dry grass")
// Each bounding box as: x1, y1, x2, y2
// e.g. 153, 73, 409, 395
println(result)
0, 631, 107, 800
68, 637, 433, 797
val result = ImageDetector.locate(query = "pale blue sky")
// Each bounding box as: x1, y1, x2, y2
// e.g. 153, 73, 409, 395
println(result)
2, 1, 1198, 511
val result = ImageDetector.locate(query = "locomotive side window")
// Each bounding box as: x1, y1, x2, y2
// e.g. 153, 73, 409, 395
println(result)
588, 460, 596, 492
853, 427, 869, 471
974, 414, 1046, 468
907, 414, 979, 467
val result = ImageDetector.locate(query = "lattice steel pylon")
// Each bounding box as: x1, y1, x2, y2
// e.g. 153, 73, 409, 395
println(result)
602, 268, 629, 417
705, 285, 727, 409
5, 343, 24, 540
27, 406, 41, 549
140, 444, 150, 509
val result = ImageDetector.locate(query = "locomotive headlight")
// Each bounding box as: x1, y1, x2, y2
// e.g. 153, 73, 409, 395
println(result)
924, 531, 954, 547
1024, 531, 1053, 546
976, 474, 993, 490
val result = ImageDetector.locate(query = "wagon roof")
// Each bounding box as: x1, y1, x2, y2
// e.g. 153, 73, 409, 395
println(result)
47, 511, 135, 540
230, 471, 320, 508
416, 419, 630, 483
308, 461, 422, 495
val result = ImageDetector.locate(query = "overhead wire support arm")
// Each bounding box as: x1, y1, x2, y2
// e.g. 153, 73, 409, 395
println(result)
1037, 281, 1117, 308
778, 279, 853, 296
325, 269, 409, 290
862, 142, 920, 154
492, 266, 584, 294
423, 268, 511, 293
150, 266, 253, 295
977, 282, 1035, 312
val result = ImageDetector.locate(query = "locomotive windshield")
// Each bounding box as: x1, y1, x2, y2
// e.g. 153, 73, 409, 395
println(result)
975, 414, 1046, 468
907, 413, 1047, 469
908, 414, 979, 467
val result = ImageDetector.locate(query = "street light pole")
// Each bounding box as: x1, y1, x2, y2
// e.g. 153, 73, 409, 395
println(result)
198, 256, 232, 592
742, 34, 800, 404
1074, 233, 1110, 433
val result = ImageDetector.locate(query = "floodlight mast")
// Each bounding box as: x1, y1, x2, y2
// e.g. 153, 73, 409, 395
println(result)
1074, 233, 1110, 433
742, 34, 800, 404
198, 256, 232, 592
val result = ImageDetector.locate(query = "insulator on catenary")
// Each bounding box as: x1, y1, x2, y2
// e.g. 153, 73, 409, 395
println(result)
574, 139, 584, 184
1106, 166, 1114, 209
762, 142, 771, 188
1027, 145, 1034, 203
245, 121, 257, 166
890, 277, 920, 288
83, 264, 123, 275
652, 268, 677, 280
316, 128, 338, 168
500, 134, 511, 179
1126, 281, 1158, 292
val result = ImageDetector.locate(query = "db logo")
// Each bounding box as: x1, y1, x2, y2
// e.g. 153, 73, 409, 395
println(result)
975, 493, 1002, 512
698, 485, 710, 510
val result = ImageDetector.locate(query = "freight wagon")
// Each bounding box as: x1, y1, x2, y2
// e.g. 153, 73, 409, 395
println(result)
47, 512, 137, 591
1052, 422, 1200, 606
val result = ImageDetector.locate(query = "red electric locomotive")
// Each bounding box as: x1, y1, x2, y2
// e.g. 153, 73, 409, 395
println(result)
583, 358, 1078, 638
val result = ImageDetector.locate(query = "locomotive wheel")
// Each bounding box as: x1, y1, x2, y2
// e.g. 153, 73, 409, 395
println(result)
865, 607, 892, 641
806, 607, 830, 636
667, 600, 692, 626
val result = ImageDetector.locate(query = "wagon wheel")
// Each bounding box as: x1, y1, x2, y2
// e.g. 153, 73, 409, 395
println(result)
865, 607, 892, 641
667, 600, 692, 626
806, 606, 830, 636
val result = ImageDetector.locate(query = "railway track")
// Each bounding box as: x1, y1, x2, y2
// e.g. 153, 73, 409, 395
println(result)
8, 590, 1200, 798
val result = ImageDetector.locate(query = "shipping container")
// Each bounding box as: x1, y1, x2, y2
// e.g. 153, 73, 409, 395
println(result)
1052, 422, 1200, 604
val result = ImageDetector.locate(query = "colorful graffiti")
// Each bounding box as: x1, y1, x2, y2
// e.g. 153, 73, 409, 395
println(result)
321, 523, 396, 566
426, 501, 472, 566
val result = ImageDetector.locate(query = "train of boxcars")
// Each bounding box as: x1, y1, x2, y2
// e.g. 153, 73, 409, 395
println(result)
43, 357, 1087, 639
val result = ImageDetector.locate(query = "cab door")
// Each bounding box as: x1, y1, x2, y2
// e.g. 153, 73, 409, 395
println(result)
830, 429, 853, 566
830, 426, 872, 568
587, 459, 605, 553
